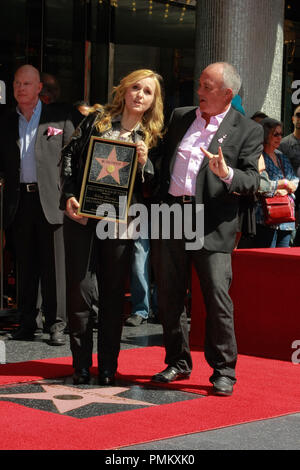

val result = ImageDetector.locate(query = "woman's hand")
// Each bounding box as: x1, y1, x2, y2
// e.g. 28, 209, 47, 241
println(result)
65, 196, 87, 223
275, 189, 288, 196
287, 181, 297, 193
136, 141, 148, 166
277, 179, 297, 194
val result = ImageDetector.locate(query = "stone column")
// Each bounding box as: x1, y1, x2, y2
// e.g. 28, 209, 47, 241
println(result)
194, 0, 285, 119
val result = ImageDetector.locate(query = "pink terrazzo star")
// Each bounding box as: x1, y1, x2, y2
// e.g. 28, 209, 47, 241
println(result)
0, 384, 155, 414
96, 146, 129, 184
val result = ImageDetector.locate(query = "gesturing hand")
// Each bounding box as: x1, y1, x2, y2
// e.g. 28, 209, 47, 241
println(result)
200, 146, 229, 179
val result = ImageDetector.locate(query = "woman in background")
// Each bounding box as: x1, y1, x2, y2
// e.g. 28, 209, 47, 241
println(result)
253, 117, 298, 248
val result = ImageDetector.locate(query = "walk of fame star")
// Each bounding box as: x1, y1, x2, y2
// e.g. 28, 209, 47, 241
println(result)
0, 384, 155, 414
96, 146, 129, 184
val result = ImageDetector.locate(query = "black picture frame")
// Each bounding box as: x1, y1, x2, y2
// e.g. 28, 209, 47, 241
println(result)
78, 136, 138, 223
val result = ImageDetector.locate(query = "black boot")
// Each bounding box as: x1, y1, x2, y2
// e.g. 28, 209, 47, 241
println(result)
73, 368, 90, 385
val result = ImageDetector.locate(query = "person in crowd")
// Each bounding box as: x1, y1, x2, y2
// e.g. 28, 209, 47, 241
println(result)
252, 117, 298, 248
40, 72, 61, 105
279, 105, 300, 174
236, 155, 269, 248
125, 177, 159, 327
40, 73, 83, 126
231, 94, 245, 115
235, 112, 270, 248
251, 111, 268, 123
125, 237, 151, 326
151, 62, 263, 396
0, 64, 78, 345
74, 100, 91, 117
60, 68, 164, 385
279, 106, 300, 246
125, 236, 159, 327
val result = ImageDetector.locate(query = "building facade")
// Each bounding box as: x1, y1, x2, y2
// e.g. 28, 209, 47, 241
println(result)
0, 0, 299, 127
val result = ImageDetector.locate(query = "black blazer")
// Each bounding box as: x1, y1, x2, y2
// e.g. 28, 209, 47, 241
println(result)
0, 102, 78, 228
158, 106, 264, 253
60, 111, 155, 211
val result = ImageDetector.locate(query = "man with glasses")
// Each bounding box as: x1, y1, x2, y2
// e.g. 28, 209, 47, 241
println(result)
279, 106, 300, 245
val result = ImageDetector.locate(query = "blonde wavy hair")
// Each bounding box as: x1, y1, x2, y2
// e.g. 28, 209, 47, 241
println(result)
89, 69, 164, 149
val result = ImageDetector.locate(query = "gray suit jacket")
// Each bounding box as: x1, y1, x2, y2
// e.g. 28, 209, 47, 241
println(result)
158, 106, 264, 252
0, 102, 79, 228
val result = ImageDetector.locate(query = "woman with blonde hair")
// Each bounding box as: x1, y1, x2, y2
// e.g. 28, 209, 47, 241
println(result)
60, 69, 164, 386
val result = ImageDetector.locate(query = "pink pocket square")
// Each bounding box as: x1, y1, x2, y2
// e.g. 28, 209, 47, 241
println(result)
47, 126, 63, 136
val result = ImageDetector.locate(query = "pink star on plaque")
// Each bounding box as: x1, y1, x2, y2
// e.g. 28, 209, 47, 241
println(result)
96, 146, 129, 184
0, 384, 155, 414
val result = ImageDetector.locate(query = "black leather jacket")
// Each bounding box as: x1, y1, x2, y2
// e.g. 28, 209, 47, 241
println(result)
60, 110, 155, 210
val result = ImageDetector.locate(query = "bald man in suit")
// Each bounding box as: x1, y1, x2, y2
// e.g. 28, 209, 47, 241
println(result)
0, 65, 78, 345
151, 62, 263, 395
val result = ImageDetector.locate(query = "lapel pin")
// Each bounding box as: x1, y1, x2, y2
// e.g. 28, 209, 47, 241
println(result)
218, 134, 227, 144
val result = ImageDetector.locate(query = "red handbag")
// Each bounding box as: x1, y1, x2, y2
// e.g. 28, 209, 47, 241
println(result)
261, 154, 296, 226
262, 194, 295, 225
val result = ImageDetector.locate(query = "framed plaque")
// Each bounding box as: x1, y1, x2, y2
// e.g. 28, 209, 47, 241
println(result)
78, 136, 138, 223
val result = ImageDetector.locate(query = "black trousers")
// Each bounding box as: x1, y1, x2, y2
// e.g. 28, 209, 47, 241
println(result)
11, 190, 66, 333
64, 216, 134, 373
63, 217, 98, 369
151, 217, 237, 382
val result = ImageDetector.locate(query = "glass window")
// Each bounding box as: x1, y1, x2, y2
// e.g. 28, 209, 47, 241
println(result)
43, 0, 85, 105
0, 0, 27, 108
106, 0, 196, 117
0, 0, 196, 116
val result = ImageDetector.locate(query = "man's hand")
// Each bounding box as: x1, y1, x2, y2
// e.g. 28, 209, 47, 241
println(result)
200, 146, 229, 179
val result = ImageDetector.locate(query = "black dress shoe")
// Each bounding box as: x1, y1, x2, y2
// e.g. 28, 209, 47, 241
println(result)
98, 371, 116, 386
151, 366, 190, 383
125, 314, 147, 327
211, 376, 234, 396
73, 368, 90, 385
7, 326, 35, 341
49, 331, 66, 346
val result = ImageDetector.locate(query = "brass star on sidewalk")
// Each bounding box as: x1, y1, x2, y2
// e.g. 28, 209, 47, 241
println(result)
96, 146, 129, 184
0, 384, 155, 414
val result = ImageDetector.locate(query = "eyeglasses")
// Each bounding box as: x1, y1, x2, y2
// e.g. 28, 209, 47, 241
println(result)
273, 132, 283, 137
294, 112, 300, 118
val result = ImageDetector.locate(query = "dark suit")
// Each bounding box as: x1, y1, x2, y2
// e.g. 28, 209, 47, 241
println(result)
152, 106, 263, 381
60, 112, 155, 374
0, 102, 77, 333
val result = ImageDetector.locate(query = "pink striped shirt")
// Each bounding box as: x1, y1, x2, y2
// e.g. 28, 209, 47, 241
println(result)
169, 106, 232, 196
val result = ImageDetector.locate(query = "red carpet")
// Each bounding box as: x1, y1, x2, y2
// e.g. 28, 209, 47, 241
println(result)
0, 346, 299, 449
